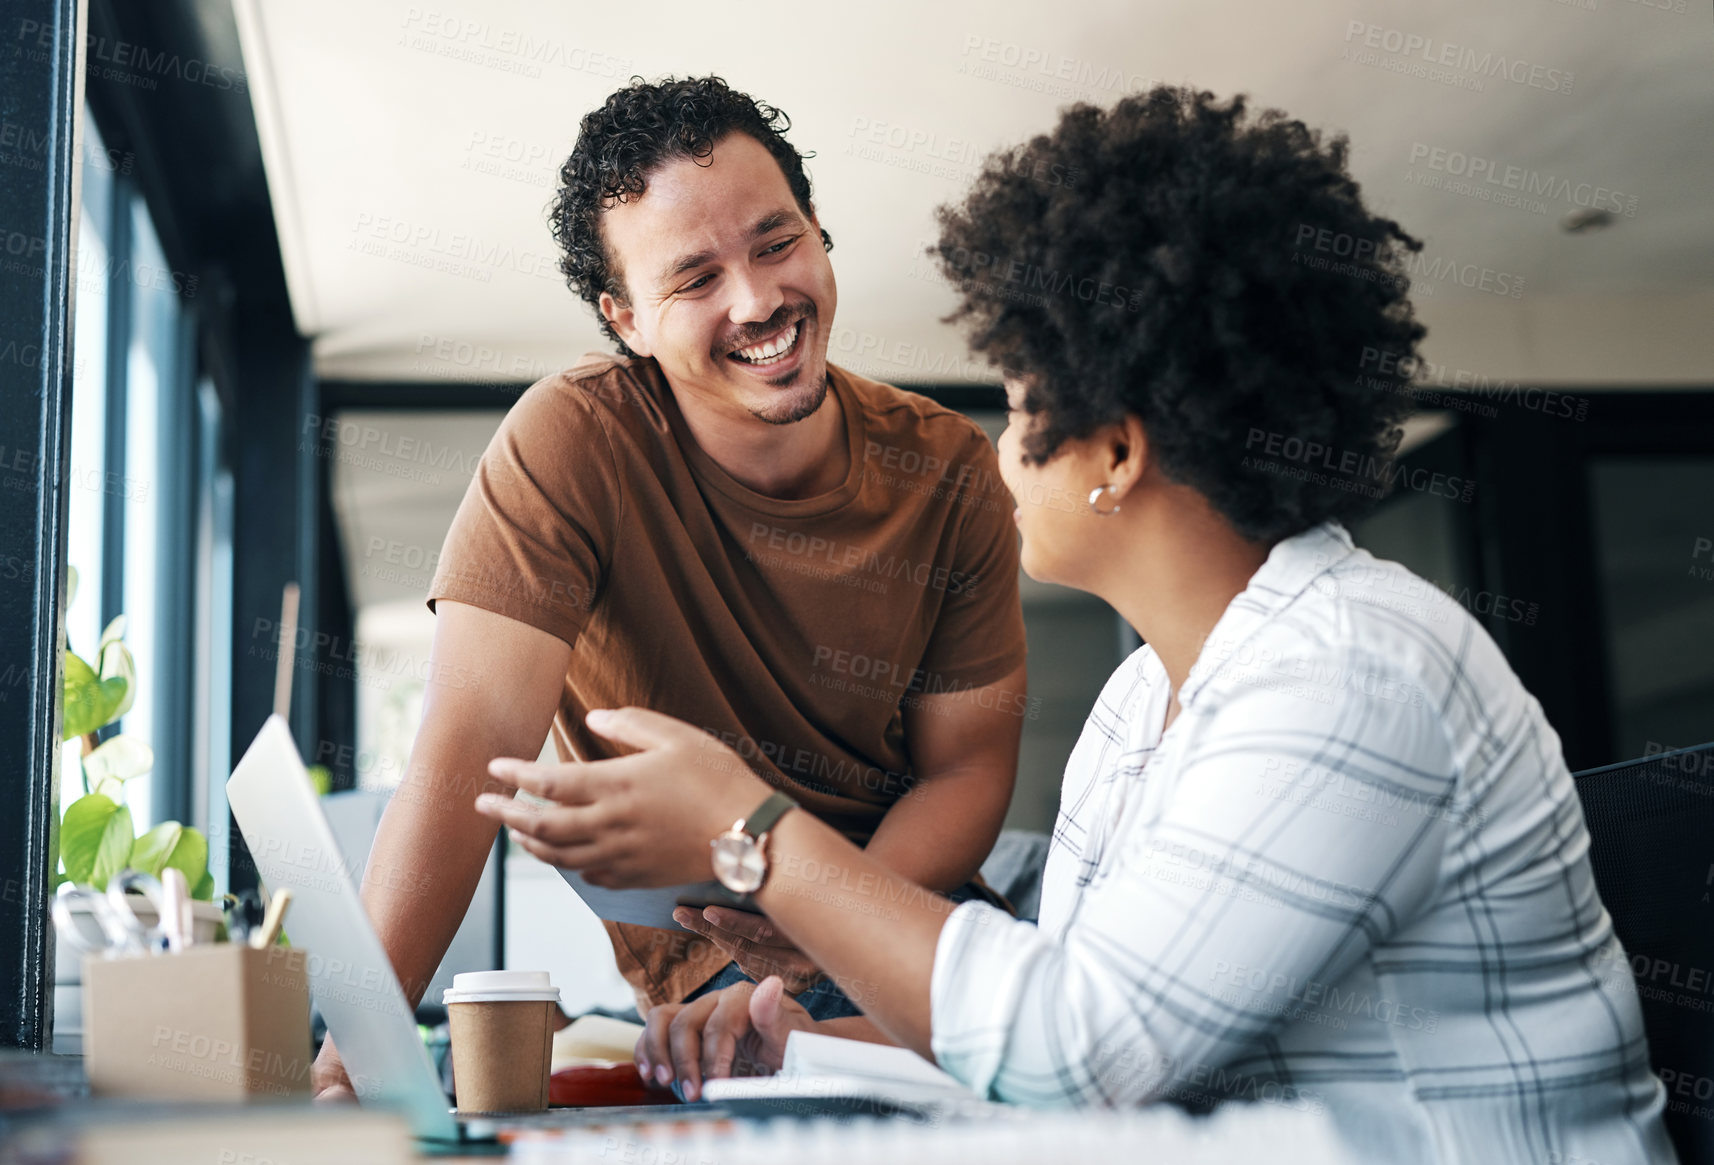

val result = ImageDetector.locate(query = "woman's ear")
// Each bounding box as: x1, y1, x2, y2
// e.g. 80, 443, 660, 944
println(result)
1105, 415, 1150, 502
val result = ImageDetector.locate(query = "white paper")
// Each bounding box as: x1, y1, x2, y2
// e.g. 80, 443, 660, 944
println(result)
553, 867, 757, 929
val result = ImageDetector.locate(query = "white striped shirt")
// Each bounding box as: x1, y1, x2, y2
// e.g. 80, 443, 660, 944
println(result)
931, 521, 1675, 1163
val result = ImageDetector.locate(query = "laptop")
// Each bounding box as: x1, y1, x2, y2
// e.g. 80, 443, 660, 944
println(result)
224, 715, 731, 1143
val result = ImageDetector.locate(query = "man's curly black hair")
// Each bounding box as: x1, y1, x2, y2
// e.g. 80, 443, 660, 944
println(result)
932, 86, 1427, 543
549, 75, 834, 357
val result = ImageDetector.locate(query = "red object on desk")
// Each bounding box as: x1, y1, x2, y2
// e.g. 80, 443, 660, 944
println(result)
549, 1063, 679, 1108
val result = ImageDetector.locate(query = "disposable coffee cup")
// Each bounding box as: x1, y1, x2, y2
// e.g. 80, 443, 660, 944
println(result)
443, 970, 560, 1114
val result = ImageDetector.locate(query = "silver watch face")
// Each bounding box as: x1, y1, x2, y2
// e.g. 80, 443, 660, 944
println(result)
711, 830, 767, 894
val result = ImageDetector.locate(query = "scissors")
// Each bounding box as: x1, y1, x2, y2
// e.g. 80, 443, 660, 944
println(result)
51, 870, 183, 958
219, 888, 266, 945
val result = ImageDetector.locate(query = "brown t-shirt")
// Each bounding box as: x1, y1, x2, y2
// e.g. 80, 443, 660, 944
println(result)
428, 353, 1026, 1011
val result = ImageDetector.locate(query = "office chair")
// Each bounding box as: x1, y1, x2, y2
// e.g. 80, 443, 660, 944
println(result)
1574, 742, 1714, 1165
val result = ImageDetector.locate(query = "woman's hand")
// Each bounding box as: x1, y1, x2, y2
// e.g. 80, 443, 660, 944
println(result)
672, 906, 822, 994
636, 977, 815, 1102
475, 708, 772, 887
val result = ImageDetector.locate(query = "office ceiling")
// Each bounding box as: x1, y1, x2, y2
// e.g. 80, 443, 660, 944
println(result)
236, 0, 1714, 389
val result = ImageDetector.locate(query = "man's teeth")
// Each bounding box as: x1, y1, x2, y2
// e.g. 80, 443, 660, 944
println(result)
733, 322, 799, 365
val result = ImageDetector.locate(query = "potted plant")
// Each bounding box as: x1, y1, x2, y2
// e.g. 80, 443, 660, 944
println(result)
53, 567, 221, 1049
57, 568, 216, 900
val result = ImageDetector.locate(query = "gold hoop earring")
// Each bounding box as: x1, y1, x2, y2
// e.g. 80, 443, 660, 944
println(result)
1088, 484, 1122, 516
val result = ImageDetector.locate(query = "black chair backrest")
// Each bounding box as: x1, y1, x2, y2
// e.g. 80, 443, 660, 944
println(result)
1575, 743, 1714, 1165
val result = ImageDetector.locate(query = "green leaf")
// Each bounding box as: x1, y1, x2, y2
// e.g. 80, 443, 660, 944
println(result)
307, 764, 332, 798
60, 794, 134, 889
129, 822, 209, 898
129, 822, 182, 878
62, 651, 128, 741
101, 678, 126, 722
62, 653, 106, 741
191, 868, 215, 902
96, 632, 135, 721
60, 793, 116, 883
92, 802, 134, 890
83, 735, 153, 787
162, 827, 209, 894
66, 564, 79, 612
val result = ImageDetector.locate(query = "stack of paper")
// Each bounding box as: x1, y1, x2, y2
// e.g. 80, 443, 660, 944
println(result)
780, 1031, 971, 1095
550, 1013, 645, 1071
700, 1031, 983, 1115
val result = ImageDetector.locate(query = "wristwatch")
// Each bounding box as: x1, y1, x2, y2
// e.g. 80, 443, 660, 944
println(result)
710, 791, 799, 894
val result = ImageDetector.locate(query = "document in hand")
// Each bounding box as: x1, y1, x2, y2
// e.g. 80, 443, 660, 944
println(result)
699, 1030, 989, 1117
521, 792, 759, 928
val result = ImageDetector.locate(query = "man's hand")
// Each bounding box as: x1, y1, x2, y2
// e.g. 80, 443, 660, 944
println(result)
672, 906, 820, 994
636, 977, 814, 1102
311, 1040, 358, 1104
476, 708, 772, 887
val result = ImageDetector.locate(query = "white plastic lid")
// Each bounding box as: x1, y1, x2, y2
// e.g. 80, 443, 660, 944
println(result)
442, 970, 561, 1005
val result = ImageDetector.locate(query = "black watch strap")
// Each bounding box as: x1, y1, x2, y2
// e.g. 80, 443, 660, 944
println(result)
740, 791, 798, 839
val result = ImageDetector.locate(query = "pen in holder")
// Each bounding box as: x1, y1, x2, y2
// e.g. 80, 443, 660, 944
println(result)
58, 873, 312, 1101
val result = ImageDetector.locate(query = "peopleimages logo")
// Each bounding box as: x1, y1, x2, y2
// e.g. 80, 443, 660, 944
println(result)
1691, 538, 1714, 584
746, 522, 979, 597
1407, 143, 1637, 218
1242, 428, 1476, 503
1290, 224, 1525, 300
1209, 960, 1441, 1033
1341, 22, 1574, 95
1358, 348, 1590, 422
956, 34, 1155, 103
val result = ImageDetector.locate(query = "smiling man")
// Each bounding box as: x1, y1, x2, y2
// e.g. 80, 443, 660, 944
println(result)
310, 76, 1027, 1099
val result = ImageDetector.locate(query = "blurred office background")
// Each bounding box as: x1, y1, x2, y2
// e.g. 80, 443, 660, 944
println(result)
16, 0, 1714, 1019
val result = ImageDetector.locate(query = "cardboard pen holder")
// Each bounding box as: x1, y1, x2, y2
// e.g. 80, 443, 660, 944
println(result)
82, 944, 312, 1101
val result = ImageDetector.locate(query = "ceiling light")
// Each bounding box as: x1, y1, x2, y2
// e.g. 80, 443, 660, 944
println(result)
1560, 207, 1616, 234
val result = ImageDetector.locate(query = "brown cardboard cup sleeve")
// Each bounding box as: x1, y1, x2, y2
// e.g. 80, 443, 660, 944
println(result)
83, 944, 312, 1101
443, 970, 561, 1114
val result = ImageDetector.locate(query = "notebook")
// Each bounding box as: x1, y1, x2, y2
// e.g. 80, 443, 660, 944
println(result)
700, 1030, 987, 1118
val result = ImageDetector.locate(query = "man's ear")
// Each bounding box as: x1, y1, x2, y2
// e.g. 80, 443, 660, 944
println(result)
600, 290, 651, 358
